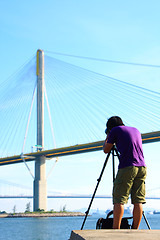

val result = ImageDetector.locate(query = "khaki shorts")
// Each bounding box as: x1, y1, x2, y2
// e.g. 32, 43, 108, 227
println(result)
113, 166, 147, 204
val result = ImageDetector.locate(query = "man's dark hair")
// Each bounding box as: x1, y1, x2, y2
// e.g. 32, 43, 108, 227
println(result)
105, 116, 124, 134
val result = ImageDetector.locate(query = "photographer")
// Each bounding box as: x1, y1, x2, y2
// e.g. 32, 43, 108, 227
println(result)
103, 116, 147, 229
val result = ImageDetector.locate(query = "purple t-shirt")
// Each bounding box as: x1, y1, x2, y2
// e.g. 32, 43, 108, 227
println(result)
107, 126, 146, 169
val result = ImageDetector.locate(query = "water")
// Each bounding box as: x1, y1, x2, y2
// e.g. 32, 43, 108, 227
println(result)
0, 214, 159, 240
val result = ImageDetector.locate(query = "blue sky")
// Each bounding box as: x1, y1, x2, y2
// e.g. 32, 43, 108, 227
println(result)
0, 0, 160, 212
1, 0, 160, 84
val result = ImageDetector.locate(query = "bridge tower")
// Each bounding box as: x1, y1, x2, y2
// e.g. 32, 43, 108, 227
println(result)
33, 49, 47, 211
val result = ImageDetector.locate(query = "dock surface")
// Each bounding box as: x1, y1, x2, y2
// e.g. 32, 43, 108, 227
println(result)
69, 229, 160, 240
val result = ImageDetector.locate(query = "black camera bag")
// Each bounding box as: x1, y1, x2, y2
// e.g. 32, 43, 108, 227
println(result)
96, 210, 133, 229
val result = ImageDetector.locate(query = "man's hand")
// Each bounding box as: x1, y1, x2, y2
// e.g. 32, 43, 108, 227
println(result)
103, 135, 113, 153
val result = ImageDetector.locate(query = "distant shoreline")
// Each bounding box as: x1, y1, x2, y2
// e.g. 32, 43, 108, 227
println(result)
0, 212, 85, 218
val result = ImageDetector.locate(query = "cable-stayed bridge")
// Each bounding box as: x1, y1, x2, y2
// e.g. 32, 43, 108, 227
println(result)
0, 50, 160, 211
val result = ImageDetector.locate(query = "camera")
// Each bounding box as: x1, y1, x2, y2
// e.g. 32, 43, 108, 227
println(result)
105, 128, 108, 135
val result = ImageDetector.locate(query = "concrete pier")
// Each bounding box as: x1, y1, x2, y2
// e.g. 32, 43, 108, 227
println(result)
69, 229, 160, 240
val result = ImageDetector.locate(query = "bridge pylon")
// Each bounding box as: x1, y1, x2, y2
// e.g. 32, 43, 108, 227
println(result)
33, 49, 47, 211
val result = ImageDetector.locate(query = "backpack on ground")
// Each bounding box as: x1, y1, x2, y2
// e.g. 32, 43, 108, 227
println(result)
96, 210, 133, 229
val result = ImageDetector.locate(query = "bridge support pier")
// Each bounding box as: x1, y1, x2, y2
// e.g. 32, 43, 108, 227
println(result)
33, 49, 47, 211
34, 156, 47, 211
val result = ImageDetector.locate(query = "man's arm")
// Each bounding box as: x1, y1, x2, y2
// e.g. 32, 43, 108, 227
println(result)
103, 135, 113, 153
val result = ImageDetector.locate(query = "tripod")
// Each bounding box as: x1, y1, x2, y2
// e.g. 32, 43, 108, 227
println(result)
81, 146, 151, 230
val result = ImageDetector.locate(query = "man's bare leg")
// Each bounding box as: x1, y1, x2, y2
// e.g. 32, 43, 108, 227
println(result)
113, 203, 124, 229
132, 203, 143, 229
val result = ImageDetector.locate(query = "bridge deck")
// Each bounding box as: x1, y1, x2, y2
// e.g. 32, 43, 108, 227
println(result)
0, 131, 160, 166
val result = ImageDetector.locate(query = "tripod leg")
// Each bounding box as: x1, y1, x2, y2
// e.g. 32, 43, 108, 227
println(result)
81, 151, 111, 230
112, 148, 115, 182
143, 211, 151, 229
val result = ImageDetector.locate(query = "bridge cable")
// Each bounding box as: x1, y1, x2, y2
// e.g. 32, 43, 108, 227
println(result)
44, 81, 59, 179
45, 51, 160, 69
44, 55, 160, 135
20, 82, 37, 179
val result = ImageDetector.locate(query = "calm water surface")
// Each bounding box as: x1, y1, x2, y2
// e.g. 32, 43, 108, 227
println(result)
0, 214, 159, 240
